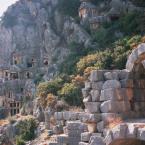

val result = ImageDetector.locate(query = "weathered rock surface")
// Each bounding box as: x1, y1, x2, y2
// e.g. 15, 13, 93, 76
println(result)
0, 0, 91, 78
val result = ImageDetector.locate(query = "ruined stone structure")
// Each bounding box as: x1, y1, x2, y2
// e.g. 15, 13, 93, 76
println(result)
46, 43, 145, 145
78, 0, 143, 30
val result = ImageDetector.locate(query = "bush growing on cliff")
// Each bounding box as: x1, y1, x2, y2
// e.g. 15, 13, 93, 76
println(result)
58, 0, 80, 17
16, 137, 25, 145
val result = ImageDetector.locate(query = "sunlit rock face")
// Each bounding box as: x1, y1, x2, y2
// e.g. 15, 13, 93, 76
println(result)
0, 0, 91, 79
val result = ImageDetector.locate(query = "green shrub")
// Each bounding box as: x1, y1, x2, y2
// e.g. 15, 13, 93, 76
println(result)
17, 119, 37, 141
58, 83, 82, 106
16, 137, 25, 145
58, 0, 80, 17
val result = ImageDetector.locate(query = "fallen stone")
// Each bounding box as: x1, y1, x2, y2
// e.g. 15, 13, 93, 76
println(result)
112, 124, 128, 139
104, 130, 113, 145
137, 128, 145, 141
56, 134, 69, 144
81, 132, 92, 142
126, 124, 138, 138
89, 136, 105, 145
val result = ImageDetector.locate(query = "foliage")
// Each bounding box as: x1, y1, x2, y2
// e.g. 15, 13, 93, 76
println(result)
92, 27, 117, 48
37, 77, 63, 97
46, 93, 57, 107
59, 42, 94, 75
77, 35, 143, 73
16, 137, 25, 145
130, 0, 145, 7
17, 119, 37, 141
58, 83, 83, 106
117, 12, 142, 35
58, 0, 80, 17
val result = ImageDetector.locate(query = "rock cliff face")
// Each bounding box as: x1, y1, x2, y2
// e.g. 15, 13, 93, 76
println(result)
0, 0, 91, 78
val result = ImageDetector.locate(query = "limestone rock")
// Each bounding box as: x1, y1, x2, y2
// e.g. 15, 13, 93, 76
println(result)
89, 70, 104, 82
89, 136, 105, 145
97, 121, 104, 133
137, 128, 145, 141
90, 90, 100, 102
81, 132, 92, 142
102, 80, 121, 90
112, 124, 128, 139
104, 72, 119, 80
85, 102, 101, 113
126, 124, 138, 138
91, 81, 104, 90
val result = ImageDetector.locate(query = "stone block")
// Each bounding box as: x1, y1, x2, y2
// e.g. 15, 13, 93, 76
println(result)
101, 113, 122, 124
63, 111, 79, 121
100, 100, 131, 113
120, 79, 134, 88
89, 136, 105, 145
112, 124, 128, 139
82, 88, 90, 98
81, 132, 92, 142
63, 111, 72, 120
83, 95, 92, 103
89, 70, 104, 82
126, 124, 138, 138
54, 112, 63, 120
85, 102, 101, 113
87, 123, 97, 133
104, 130, 113, 145
134, 102, 145, 112
137, 128, 145, 141
102, 80, 121, 90
56, 134, 68, 144
90, 90, 100, 102
104, 72, 119, 80
91, 81, 104, 90
79, 142, 89, 145
48, 143, 58, 145
78, 113, 101, 123
100, 88, 133, 101
97, 121, 104, 133
53, 125, 63, 134
118, 70, 129, 80
85, 81, 92, 89
133, 89, 145, 101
